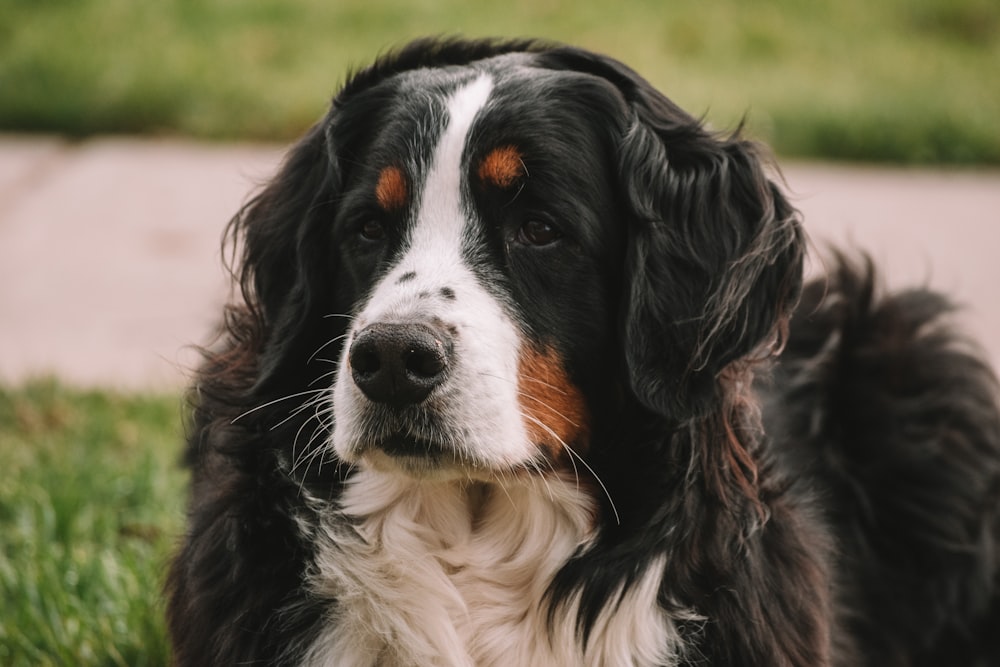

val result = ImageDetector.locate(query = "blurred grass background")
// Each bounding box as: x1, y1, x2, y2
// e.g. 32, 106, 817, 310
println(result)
2, 0, 999, 163
0, 382, 185, 665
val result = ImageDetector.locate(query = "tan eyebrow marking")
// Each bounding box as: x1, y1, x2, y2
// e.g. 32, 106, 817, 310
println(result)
477, 145, 525, 189
375, 165, 408, 211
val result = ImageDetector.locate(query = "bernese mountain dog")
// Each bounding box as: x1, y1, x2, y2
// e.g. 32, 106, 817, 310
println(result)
166, 38, 1000, 666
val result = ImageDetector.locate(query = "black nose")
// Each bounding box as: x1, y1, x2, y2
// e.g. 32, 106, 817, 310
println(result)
349, 323, 453, 406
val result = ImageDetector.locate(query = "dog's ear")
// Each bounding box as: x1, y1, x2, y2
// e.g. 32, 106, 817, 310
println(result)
617, 85, 804, 419
531, 46, 804, 418
224, 120, 340, 389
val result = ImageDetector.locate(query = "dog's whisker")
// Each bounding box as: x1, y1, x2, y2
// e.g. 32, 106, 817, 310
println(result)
521, 412, 581, 491
304, 418, 335, 457
477, 371, 582, 430
563, 444, 619, 526
517, 375, 569, 396
295, 443, 329, 492
291, 411, 322, 471
478, 370, 569, 397
521, 412, 619, 525
290, 399, 335, 479
523, 457, 558, 505
270, 392, 327, 432
296, 440, 330, 494
308, 334, 350, 365
515, 391, 580, 428
308, 368, 340, 387
493, 470, 518, 510
293, 411, 335, 475
231, 388, 328, 424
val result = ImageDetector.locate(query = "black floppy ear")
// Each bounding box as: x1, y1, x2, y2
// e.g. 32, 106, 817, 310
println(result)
618, 87, 804, 418
226, 119, 340, 388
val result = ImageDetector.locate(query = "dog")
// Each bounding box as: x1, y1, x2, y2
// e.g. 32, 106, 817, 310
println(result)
166, 38, 1000, 666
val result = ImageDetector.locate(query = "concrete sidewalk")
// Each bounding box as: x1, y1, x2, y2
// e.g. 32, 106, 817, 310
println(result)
2, 135, 999, 390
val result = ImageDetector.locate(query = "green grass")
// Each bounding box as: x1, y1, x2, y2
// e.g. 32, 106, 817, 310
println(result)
1, 0, 998, 163
0, 381, 186, 666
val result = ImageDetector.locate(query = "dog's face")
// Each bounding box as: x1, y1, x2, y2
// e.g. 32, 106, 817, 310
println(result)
329, 60, 627, 478
240, 41, 803, 483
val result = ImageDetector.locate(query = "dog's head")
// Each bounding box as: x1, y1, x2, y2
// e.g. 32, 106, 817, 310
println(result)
230, 38, 803, 481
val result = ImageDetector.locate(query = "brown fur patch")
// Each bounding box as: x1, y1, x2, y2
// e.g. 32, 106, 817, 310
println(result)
518, 345, 590, 461
375, 165, 408, 211
477, 146, 524, 189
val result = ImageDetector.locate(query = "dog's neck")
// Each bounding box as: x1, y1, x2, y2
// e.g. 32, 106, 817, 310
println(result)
302, 466, 682, 666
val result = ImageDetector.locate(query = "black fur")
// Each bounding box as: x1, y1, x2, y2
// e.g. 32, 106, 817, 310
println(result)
167, 38, 1000, 665
764, 255, 1000, 665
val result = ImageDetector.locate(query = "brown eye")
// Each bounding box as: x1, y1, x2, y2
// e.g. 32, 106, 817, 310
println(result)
360, 220, 385, 241
517, 220, 562, 247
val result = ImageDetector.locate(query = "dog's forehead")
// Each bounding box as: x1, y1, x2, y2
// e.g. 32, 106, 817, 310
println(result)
391, 51, 536, 95
382, 52, 614, 131
361, 55, 619, 187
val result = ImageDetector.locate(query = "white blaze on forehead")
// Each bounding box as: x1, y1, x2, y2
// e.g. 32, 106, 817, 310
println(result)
362, 74, 497, 314
410, 74, 493, 266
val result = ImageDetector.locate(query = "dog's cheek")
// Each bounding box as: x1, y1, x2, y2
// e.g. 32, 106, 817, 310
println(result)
518, 345, 591, 460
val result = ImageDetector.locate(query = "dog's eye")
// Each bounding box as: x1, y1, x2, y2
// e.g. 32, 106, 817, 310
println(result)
516, 220, 562, 247
360, 220, 386, 241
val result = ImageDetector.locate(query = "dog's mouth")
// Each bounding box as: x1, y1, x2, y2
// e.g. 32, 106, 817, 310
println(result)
377, 432, 448, 461
348, 424, 539, 480
355, 430, 485, 478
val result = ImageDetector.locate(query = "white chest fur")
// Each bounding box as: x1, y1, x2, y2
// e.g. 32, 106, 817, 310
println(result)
300, 469, 683, 667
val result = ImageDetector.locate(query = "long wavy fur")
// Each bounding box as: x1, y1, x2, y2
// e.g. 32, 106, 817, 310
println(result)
166, 38, 1000, 666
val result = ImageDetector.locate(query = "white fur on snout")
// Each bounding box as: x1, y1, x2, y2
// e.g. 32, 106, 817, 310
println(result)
330, 75, 533, 471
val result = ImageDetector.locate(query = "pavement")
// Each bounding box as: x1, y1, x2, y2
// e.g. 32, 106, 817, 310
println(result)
2, 135, 999, 390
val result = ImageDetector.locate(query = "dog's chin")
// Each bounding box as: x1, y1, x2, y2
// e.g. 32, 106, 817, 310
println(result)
339, 434, 490, 482
339, 433, 543, 483
359, 450, 469, 481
